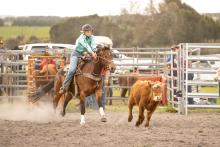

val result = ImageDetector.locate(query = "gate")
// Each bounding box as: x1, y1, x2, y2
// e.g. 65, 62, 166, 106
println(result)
0, 49, 69, 103
166, 43, 220, 114
27, 54, 65, 100
0, 50, 27, 102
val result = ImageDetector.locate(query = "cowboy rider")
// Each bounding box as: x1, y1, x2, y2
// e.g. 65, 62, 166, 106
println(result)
59, 24, 97, 94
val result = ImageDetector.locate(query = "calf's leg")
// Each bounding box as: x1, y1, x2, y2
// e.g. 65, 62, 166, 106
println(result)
128, 97, 134, 122
136, 103, 145, 127
145, 108, 156, 127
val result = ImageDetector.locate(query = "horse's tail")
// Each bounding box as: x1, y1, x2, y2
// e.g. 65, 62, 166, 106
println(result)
28, 80, 54, 103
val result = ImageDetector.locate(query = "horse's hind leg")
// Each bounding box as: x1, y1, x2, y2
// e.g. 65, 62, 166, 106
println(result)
53, 93, 62, 110
121, 88, 127, 97
121, 88, 127, 104
61, 92, 72, 117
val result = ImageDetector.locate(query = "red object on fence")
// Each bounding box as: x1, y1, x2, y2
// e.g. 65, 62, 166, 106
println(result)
138, 76, 167, 105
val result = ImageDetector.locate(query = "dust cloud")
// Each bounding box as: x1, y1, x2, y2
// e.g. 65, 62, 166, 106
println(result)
0, 100, 59, 123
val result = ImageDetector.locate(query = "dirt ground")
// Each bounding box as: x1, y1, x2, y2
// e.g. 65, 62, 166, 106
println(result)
0, 103, 220, 147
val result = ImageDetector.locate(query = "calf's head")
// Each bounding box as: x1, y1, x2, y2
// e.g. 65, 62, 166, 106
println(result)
151, 82, 163, 102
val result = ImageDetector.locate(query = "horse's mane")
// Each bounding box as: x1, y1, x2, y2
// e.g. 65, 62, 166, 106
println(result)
96, 44, 111, 53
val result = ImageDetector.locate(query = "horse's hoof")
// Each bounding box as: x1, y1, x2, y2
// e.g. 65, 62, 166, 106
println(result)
135, 121, 141, 127
80, 115, 86, 126
59, 110, 65, 117
145, 122, 150, 127
128, 115, 133, 122
145, 124, 149, 127
101, 117, 107, 122
80, 122, 85, 126
80, 121, 86, 126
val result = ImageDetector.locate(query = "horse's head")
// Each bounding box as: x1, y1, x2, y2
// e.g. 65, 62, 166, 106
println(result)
96, 44, 116, 72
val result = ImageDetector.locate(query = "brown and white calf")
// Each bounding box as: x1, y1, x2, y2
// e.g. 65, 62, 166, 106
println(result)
128, 80, 163, 127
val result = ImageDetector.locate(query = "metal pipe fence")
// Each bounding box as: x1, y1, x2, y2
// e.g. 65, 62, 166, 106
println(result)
0, 47, 171, 103
166, 43, 220, 114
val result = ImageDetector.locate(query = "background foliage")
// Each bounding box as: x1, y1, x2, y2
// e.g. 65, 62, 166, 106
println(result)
1, 0, 220, 49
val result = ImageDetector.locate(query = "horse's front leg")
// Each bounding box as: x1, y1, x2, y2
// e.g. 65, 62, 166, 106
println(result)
95, 88, 107, 122
79, 93, 86, 126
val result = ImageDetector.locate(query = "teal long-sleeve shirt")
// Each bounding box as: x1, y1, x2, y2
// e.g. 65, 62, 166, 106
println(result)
75, 34, 96, 53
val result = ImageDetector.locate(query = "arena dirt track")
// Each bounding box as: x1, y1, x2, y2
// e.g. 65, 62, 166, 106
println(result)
0, 109, 220, 147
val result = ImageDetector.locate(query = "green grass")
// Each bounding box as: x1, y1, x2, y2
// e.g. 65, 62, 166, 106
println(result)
66, 98, 220, 113
66, 98, 172, 113
199, 86, 218, 93
0, 26, 50, 39
199, 86, 220, 104
189, 108, 220, 113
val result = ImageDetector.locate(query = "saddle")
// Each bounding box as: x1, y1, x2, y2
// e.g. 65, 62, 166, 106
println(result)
63, 52, 101, 82
69, 52, 100, 97
63, 52, 91, 75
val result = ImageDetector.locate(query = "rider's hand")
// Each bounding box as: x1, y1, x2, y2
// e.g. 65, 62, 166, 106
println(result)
92, 52, 97, 59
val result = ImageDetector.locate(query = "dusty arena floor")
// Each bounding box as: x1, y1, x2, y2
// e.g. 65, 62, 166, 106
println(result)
0, 103, 220, 147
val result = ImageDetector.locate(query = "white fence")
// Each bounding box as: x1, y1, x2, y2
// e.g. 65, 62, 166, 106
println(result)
0, 49, 71, 103
166, 43, 220, 115
2, 45, 219, 111
105, 47, 170, 101
0, 47, 171, 103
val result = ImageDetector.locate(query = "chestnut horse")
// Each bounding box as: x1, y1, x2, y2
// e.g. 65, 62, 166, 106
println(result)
118, 75, 138, 98
54, 45, 115, 125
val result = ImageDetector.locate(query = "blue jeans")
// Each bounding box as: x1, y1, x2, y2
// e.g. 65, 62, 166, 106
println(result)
63, 50, 81, 88
85, 95, 98, 109
101, 76, 106, 109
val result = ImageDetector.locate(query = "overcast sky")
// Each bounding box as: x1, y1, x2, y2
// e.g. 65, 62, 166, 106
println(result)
0, 0, 220, 17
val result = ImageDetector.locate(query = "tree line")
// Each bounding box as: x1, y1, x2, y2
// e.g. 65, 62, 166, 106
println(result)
1, 0, 220, 49
2, 16, 67, 26
50, 0, 220, 47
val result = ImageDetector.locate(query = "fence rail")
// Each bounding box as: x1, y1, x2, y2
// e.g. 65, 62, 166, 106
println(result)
166, 43, 220, 115
3, 45, 219, 112
0, 47, 171, 103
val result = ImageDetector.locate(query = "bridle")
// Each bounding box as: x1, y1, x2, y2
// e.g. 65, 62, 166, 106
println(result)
90, 54, 113, 76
